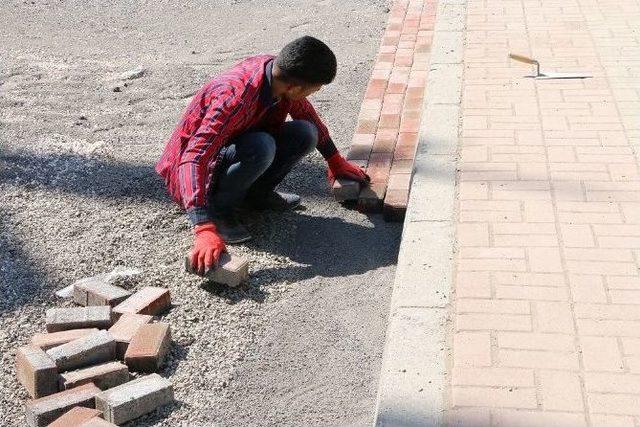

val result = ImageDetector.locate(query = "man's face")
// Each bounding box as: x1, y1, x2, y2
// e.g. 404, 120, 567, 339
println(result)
284, 84, 323, 101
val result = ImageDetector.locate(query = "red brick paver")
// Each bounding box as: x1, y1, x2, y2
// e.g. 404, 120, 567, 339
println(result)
333, 0, 436, 221
448, 0, 640, 425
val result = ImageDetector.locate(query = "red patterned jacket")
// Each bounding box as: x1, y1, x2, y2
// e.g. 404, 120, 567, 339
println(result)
156, 55, 337, 224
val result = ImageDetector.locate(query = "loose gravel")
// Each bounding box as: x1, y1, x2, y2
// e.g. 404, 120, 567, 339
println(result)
0, 1, 398, 425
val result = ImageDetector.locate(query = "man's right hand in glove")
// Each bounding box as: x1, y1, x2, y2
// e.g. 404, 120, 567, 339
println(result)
190, 222, 226, 275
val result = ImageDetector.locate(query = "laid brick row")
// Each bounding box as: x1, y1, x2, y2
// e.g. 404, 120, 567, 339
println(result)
15, 278, 176, 427
332, 0, 436, 222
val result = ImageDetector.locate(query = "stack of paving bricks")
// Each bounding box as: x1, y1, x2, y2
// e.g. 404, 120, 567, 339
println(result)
332, 0, 436, 222
15, 276, 175, 426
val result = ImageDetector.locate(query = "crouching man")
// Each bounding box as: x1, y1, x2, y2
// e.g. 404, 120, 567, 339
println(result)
156, 36, 369, 274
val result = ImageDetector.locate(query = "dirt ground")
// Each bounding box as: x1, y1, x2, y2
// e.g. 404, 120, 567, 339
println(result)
0, 0, 399, 425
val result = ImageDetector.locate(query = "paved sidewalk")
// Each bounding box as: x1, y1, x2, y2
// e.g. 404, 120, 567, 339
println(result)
449, 0, 640, 425
375, 0, 640, 425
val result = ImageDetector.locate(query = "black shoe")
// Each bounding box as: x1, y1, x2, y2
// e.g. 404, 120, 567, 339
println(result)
211, 210, 252, 244
245, 191, 301, 211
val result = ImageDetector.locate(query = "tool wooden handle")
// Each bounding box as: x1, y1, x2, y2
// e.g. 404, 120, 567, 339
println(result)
509, 53, 536, 64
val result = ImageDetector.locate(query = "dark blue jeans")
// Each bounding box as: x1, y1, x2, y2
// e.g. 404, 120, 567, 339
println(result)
209, 120, 318, 212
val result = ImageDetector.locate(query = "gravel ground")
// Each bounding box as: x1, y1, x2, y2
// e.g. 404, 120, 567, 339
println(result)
0, 1, 399, 425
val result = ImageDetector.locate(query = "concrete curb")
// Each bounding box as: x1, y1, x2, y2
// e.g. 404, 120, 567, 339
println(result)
373, 1, 466, 425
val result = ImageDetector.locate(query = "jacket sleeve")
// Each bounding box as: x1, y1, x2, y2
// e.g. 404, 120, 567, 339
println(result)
177, 87, 244, 225
289, 98, 338, 160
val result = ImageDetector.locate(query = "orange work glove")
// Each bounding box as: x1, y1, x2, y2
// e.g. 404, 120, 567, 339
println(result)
190, 222, 226, 275
327, 153, 370, 184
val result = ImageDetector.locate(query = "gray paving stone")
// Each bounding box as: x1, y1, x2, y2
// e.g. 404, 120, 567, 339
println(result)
45, 307, 112, 333
95, 373, 173, 425
73, 277, 131, 307
46, 330, 116, 372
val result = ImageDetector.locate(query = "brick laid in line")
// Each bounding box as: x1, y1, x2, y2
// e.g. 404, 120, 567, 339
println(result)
125, 323, 171, 373
15, 345, 58, 399
25, 382, 100, 427
48, 406, 101, 427
112, 287, 170, 318
73, 277, 131, 307
108, 313, 153, 359
332, 178, 361, 202
59, 361, 129, 391
31, 329, 99, 351
46, 330, 116, 372
95, 373, 174, 425
45, 307, 112, 333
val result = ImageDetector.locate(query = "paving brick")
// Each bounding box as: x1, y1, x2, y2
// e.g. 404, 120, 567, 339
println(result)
568, 274, 607, 303
357, 183, 386, 213
59, 361, 129, 391
31, 329, 99, 351
539, 370, 584, 411
95, 373, 173, 425
444, 408, 491, 427
15, 345, 58, 398
389, 159, 413, 175
451, 386, 537, 409
25, 382, 100, 427
394, 132, 418, 159
453, 332, 491, 367
48, 407, 101, 427
331, 178, 360, 202
497, 332, 575, 352
45, 307, 112, 333
535, 302, 574, 334
560, 224, 595, 248
498, 349, 579, 370
455, 299, 529, 314
493, 272, 566, 287
451, 367, 534, 387
112, 287, 170, 318
73, 277, 131, 307
456, 223, 489, 246
125, 323, 171, 373
456, 313, 531, 331
108, 313, 153, 359
621, 338, 640, 355
577, 319, 640, 337
589, 415, 635, 427
574, 303, 640, 321
527, 247, 563, 273
382, 189, 408, 222
585, 372, 640, 395
372, 128, 397, 153
492, 410, 587, 427
46, 330, 116, 372
588, 393, 640, 416
202, 253, 249, 287
346, 134, 375, 161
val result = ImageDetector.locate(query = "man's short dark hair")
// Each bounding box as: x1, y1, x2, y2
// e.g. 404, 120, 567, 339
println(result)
275, 36, 337, 85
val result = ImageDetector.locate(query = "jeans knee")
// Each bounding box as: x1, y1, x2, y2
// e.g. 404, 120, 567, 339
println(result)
291, 120, 318, 154
245, 134, 276, 169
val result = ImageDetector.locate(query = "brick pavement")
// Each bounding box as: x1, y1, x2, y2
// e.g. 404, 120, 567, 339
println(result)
447, 0, 640, 425
333, 0, 436, 221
